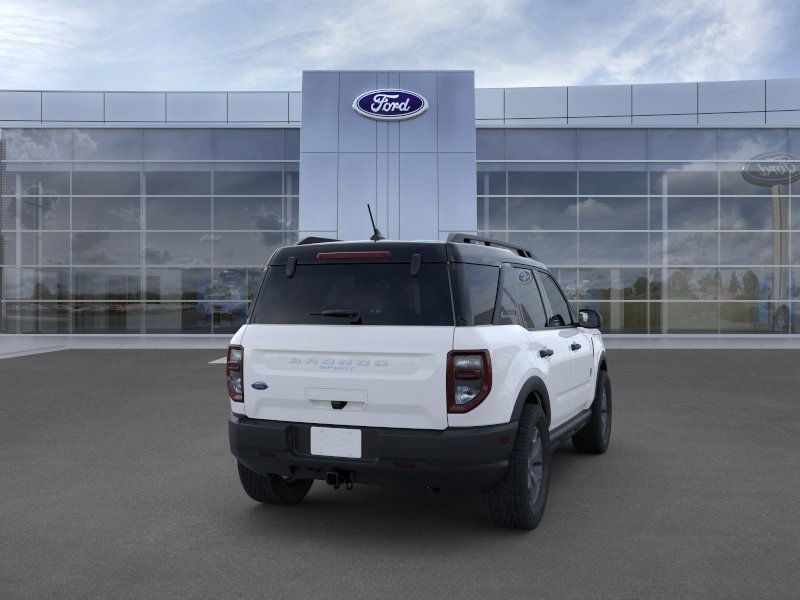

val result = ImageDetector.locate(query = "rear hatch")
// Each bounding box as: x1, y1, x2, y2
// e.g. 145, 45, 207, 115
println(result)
242, 244, 455, 430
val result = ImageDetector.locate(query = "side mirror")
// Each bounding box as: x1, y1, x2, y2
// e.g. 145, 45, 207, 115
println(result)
578, 309, 602, 329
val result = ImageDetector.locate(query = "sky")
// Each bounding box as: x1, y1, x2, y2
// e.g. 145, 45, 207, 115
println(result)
0, 0, 798, 91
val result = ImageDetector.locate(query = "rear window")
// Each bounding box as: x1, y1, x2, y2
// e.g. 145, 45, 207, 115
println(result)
250, 263, 454, 326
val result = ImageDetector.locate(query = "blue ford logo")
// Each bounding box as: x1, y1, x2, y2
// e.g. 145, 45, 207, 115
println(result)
251, 381, 268, 390
352, 89, 428, 121
742, 152, 800, 186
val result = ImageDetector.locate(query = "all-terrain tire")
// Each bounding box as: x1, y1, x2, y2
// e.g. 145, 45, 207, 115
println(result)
237, 462, 314, 505
572, 370, 612, 454
482, 404, 550, 530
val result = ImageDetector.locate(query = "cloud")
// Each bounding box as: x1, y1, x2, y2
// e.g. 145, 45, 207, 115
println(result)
0, 0, 795, 90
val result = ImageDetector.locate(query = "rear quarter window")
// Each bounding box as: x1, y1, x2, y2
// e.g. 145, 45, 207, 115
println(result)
250, 263, 454, 326
451, 264, 500, 326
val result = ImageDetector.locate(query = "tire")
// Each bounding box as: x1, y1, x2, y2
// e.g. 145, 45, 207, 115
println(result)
237, 462, 314, 505
572, 370, 612, 454
482, 404, 551, 530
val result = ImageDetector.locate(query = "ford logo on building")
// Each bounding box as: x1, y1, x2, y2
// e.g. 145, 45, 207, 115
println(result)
352, 89, 428, 121
741, 152, 800, 186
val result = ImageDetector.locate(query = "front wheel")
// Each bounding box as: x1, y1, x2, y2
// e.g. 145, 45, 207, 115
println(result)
482, 404, 551, 530
572, 370, 612, 454
237, 462, 314, 505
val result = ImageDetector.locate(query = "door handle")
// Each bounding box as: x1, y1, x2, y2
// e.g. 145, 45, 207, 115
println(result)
570, 343, 582, 351
539, 348, 554, 357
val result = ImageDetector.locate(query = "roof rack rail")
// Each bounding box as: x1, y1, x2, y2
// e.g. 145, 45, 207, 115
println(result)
296, 236, 339, 245
446, 233, 536, 259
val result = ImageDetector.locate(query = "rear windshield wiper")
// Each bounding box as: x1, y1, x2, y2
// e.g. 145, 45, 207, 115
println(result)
310, 309, 362, 324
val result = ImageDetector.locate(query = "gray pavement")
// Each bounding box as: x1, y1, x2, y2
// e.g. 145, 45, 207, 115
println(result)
1, 349, 799, 599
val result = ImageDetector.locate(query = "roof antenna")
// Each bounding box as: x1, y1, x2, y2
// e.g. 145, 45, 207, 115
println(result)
367, 204, 385, 241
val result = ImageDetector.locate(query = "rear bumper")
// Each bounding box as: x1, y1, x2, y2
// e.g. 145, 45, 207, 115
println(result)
229, 414, 517, 492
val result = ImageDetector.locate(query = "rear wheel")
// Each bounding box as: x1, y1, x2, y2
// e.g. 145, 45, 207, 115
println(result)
237, 462, 314, 505
482, 404, 550, 530
572, 370, 612, 454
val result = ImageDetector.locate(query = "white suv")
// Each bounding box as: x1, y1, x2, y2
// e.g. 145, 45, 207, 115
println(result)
227, 234, 611, 530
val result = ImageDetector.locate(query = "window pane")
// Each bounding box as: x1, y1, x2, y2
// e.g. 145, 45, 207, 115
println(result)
507, 232, 577, 265
508, 167, 576, 195
284, 163, 299, 196
3, 129, 72, 160
213, 197, 284, 229
1, 302, 70, 334
507, 129, 576, 160
212, 267, 263, 302
72, 232, 140, 265
144, 170, 210, 195
514, 268, 547, 328
720, 197, 786, 230
539, 272, 572, 326
477, 129, 505, 160
668, 197, 718, 230
20, 196, 70, 230
579, 170, 647, 195
648, 129, 717, 161
666, 268, 720, 300
145, 197, 211, 230
73, 303, 142, 333
73, 129, 142, 160
579, 233, 649, 265
667, 232, 719, 265
720, 302, 784, 333
144, 303, 212, 334
577, 268, 649, 300
453, 263, 499, 326
507, 197, 576, 230
579, 129, 646, 160
214, 129, 284, 160
664, 301, 719, 333
213, 167, 283, 195
649, 166, 717, 195
496, 267, 519, 326
285, 129, 300, 159
5, 168, 70, 196
212, 303, 249, 334
20, 232, 70, 265
145, 268, 212, 301
719, 267, 788, 301
212, 232, 284, 265
143, 129, 213, 160
72, 197, 140, 230
720, 232, 777, 265
145, 232, 212, 265
72, 170, 141, 195
72, 268, 141, 300
477, 197, 505, 230
578, 197, 647, 230
720, 167, 773, 195
2, 267, 69, 300
477, 165, 505, 195
718, 129, 788, 160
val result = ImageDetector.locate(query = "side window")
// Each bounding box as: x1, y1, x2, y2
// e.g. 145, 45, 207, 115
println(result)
514, 268, 547, 329
539, 272, 573, 327
455, 264, 499, 325
496, 266, 520, 325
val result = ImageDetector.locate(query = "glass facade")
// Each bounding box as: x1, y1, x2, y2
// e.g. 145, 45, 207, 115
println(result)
0, 128, 299, 334
1, 125, 798, 335
478, 128, 800, 334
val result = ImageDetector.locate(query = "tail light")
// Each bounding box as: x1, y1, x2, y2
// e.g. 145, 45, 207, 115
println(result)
227, 344, 244, 402
447, 350, 491, 413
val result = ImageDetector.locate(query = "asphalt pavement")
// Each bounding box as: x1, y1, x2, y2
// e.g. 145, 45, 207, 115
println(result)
1, 349, 799, 599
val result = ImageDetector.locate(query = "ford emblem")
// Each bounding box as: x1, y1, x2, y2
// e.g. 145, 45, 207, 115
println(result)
251, 381, 268, 390
353, 89, 428, 121
741, 152, 800, 187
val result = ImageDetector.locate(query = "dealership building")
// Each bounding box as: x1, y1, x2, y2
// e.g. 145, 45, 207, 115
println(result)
1, 70, 799, 339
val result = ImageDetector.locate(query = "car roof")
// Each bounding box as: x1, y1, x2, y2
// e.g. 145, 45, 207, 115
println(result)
269, 239, 548, 270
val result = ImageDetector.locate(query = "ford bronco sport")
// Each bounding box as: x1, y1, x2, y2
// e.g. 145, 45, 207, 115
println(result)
228, 233, 611, 530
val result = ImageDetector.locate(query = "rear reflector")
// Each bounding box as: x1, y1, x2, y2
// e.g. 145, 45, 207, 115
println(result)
316, 251, 391, 261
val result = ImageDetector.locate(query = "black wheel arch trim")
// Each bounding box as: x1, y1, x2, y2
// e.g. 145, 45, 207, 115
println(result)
598, 350, 608, 371
511, 376, 552, 425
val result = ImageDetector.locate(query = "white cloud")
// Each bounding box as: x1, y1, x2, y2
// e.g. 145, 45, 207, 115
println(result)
0, 0, 794, 90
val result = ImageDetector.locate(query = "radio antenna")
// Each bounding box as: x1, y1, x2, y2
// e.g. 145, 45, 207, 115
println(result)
367, 204, 385, 241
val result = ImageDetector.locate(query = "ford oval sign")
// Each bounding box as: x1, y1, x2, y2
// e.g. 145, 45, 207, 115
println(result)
353, 89, 428, 121
742, 152, 800, 186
